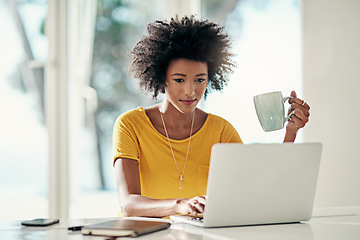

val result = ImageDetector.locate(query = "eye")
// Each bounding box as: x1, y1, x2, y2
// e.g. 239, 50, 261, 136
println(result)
196, 78, 206, 83
173, 78, 184, 83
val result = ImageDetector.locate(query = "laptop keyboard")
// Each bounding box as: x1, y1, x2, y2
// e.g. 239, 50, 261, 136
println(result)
190, 217, 203, 223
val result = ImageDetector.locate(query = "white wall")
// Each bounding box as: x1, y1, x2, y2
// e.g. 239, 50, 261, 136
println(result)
302, 0, 360, 207
166, 0, 201, 19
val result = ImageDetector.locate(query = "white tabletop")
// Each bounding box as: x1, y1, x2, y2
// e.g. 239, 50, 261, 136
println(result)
1, 212, 360, 240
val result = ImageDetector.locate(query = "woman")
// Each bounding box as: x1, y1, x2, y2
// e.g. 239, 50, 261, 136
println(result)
113, 16, 310, 218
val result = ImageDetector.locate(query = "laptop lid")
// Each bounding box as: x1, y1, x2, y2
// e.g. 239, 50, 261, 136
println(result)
172, 143, 322, 228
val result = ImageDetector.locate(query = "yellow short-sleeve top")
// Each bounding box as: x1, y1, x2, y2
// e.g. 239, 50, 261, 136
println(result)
113, 107, 242, 199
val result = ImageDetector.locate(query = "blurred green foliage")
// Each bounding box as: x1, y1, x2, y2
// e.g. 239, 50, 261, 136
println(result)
91, 0, 154, 142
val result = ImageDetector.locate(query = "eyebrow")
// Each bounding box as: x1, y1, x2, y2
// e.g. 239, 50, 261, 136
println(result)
170, 73, 208, 77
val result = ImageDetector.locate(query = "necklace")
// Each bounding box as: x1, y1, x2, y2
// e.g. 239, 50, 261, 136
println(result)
159, 105, 195, 189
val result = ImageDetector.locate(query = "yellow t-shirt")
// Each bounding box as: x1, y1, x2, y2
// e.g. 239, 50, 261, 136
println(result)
113, 107, 242, 199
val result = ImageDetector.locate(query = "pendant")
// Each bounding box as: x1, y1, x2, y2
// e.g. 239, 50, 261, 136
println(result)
179, 174, 183, 189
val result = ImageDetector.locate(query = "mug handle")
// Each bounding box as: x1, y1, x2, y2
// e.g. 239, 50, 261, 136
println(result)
283, 96, 294, 122
282, 96, 293, 103
285, 109, 295, 122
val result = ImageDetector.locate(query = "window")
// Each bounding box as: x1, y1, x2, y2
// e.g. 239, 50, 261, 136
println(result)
0, 0, 48, 220
202, 0, 302, 143
68, 0, 167, 218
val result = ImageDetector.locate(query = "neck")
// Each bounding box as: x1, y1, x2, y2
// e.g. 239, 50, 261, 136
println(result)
159, 101, 195, 127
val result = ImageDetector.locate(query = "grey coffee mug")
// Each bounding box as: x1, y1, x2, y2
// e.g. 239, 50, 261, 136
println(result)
253, 91, 294, 132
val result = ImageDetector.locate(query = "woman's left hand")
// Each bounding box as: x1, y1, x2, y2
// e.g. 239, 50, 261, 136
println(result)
284, 91, 310, 142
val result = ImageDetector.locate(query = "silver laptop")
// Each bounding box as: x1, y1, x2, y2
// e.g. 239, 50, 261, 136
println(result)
170, 143, 322, 228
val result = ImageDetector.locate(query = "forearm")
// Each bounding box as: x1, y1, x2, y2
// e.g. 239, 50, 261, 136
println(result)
115, 158, 178, 217
121, 194, 183, 217
115, 158, 202, 217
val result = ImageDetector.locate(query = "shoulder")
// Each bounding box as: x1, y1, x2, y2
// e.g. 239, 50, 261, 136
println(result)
207, 113, 233, 127
114, 107, 149, 131
205, 113, 242, 143
117, 107, 146, 122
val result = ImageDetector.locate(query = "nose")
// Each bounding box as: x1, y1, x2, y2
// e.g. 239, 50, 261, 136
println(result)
184, 81, 195, 97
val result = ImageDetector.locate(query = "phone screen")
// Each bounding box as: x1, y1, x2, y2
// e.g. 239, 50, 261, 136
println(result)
21, 218, 60, 226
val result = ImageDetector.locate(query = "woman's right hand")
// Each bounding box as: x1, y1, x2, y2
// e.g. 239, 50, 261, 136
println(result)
176, 195, 207, 216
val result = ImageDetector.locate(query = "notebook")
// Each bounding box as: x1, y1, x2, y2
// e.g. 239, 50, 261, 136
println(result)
170, 143, 322, 228
81, 219, 171, 237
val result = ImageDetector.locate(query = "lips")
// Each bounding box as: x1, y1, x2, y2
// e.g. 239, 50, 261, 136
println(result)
181, 99, 196, 105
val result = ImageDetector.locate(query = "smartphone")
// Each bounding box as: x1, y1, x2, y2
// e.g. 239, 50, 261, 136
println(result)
21, 218, 60, 227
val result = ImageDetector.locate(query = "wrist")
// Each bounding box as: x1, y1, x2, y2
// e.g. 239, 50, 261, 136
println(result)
175, 198, 184, 214
175, 198, 188, 215
284, 129, 298, 142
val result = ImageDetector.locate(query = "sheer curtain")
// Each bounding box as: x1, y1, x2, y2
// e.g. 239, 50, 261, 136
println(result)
67, 0, 102, 218
46, 0, 97, 219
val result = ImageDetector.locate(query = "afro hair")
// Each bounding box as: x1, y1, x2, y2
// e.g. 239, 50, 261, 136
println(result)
130, 15, 236, 99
